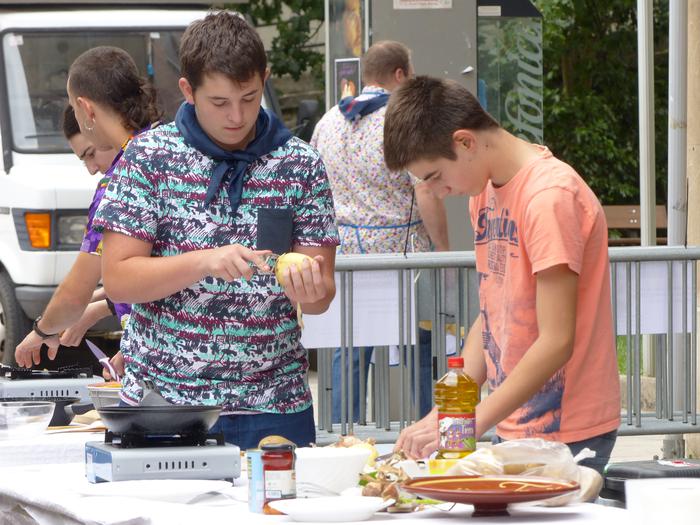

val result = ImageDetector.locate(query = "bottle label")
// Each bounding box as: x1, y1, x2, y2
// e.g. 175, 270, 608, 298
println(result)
438, 412, 476, 451
264, 470, 296, 500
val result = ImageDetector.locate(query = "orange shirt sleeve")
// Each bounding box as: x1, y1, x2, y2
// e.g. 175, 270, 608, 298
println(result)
522, 187, 592, 276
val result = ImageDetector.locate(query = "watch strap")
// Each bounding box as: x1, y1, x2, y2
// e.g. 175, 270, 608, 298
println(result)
32, 316, 57, 339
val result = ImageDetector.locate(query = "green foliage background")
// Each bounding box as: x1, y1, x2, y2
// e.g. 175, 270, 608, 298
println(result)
233, 0, 325, 84
533, 0, 669, 204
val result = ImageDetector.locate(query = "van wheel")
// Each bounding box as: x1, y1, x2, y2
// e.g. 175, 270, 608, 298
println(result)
0, 271, 32, 366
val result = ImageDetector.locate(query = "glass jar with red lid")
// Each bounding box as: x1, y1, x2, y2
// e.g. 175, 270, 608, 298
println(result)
261, 442, 296, 514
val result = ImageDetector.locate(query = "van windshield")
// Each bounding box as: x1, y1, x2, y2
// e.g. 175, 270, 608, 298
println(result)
2, 30, 185, 153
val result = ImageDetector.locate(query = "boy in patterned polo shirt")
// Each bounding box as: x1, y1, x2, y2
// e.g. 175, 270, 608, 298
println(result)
94, 12, 339, 448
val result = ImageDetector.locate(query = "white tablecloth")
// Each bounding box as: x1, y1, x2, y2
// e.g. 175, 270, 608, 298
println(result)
0, 462, 634, 525
0, 431, 101, 467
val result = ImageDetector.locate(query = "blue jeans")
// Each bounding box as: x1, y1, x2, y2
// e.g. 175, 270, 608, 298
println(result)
493, 429, 618, 476
331, 328, 433, 423
210, 407, 316, 450
331, 346, 373, 423
566, 429, 618, 475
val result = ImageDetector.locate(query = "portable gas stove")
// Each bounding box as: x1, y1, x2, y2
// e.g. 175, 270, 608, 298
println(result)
85, 430, 241, 483
0, 365, 100, 402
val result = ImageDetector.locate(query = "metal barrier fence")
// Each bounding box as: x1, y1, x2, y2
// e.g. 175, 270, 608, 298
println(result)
310, 246, 700, 445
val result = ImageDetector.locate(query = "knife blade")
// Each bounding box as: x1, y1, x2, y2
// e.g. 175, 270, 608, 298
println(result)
85, 339, 120, 381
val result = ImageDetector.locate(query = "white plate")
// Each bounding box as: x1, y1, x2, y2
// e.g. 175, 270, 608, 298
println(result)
268, 496, 394, 522
76, 479, 233, 503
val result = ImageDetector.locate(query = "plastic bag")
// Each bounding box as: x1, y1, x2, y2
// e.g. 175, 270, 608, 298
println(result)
446, 438, 602, 506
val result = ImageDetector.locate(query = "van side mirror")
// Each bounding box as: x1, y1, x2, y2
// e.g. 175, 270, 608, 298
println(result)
293, 99, 320, 142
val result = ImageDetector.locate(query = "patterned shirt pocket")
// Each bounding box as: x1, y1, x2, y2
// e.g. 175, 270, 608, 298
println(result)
257, 207, 293, 254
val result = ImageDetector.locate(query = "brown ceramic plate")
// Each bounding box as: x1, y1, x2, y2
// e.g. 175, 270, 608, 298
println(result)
402, 475, 580, 517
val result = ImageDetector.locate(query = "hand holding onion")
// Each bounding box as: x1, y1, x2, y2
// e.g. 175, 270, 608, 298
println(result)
274, 252, 327, 328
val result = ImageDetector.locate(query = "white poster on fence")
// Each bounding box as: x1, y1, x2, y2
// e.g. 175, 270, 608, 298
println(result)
301, 270, 417, 349
613, 260, 694, 334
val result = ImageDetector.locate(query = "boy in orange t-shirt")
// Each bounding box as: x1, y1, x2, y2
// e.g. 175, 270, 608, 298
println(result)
386, 76, 620, 473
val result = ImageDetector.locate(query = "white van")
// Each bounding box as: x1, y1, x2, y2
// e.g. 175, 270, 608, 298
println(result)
0, 1, 287, 364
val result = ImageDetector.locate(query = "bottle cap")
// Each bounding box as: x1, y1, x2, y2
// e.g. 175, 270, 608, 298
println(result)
447, 357, 464, 368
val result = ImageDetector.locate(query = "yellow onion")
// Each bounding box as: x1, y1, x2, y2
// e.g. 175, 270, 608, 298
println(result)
274, 252, 315, 329
274, 252, 314, 284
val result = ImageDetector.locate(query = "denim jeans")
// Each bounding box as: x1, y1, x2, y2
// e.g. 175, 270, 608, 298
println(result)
331, 328, 433, 423
331, 346, 374, 423
210, 406, 316, 450
493, 429, 618, 476
566, 429, 618, 474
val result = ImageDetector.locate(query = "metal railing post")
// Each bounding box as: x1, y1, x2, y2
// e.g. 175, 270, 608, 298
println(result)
339, 271, 348, 435
348, 271, 354, 433
398, 269, 405, 430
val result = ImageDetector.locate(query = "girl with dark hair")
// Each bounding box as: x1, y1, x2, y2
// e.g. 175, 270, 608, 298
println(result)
15, 47, 161, 375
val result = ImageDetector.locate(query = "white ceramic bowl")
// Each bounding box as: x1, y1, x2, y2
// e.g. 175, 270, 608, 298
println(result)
0, 400, 55, 439
295, 447, 372, 496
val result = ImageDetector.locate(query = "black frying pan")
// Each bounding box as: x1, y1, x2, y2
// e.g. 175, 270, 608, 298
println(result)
96, 405, 222, 434
0, 396, 81, 427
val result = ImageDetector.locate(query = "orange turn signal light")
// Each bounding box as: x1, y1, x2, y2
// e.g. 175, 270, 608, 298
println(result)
24, 212, 51, 249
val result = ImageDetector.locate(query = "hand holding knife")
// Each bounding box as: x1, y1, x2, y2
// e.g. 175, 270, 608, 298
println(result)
85, 339, 120, 381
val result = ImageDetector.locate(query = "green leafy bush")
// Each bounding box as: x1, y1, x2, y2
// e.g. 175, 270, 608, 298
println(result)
534, 0, 669, 204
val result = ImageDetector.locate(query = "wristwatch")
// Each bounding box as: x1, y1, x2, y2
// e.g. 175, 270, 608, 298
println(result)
32, 315, 57, 339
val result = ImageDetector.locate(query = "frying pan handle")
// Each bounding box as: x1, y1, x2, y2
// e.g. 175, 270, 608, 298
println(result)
66, 402, 95, 417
